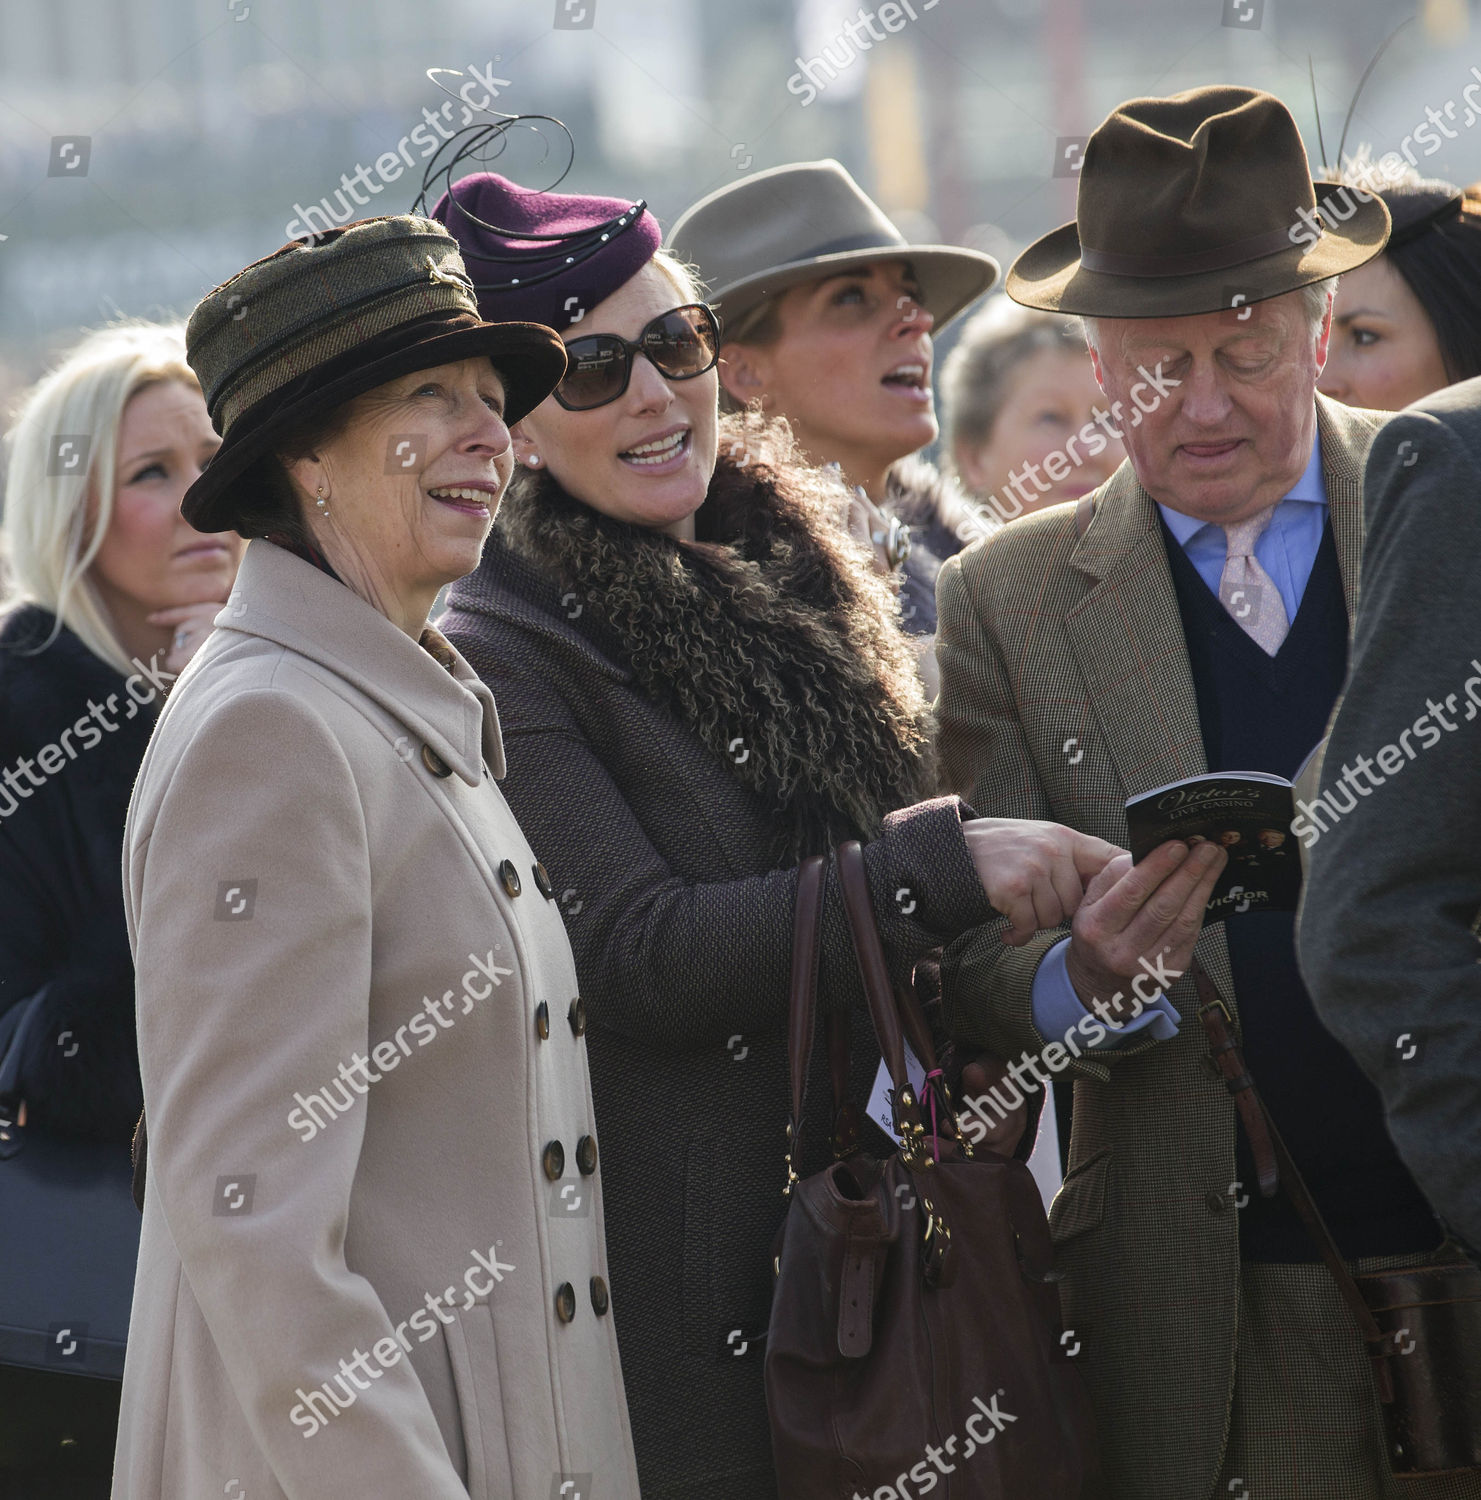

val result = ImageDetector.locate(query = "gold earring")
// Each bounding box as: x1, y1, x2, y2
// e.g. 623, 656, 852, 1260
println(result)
315, 483, 329, 514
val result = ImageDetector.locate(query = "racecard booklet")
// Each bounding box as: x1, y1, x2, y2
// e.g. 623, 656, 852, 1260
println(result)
1125, 771, 1302, 924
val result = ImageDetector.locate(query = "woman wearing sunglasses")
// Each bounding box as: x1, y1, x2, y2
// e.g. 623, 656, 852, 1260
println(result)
433, 174, 1118, 1500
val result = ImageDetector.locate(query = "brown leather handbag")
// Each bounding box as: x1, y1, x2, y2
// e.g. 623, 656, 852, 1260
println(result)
1196, 964, 1481, 1477
764, 845, 1100, 1499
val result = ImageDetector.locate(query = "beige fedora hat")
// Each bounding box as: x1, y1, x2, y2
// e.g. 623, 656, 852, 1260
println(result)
1008, 85, 1389, 318
666, 159, 999, 339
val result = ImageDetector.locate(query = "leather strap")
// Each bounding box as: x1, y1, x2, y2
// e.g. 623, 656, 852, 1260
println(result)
1075, 493, 1096, 540
838, 1232, 880, 1358
1194, 959, 1396, 1403
834, 844, 956, 1147
786, 856, 828, 1191
1192, 964, 1279, 1199
837, 842, 912, 1097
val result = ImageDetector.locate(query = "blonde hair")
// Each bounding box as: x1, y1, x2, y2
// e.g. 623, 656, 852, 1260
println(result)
1, 322, 197, 676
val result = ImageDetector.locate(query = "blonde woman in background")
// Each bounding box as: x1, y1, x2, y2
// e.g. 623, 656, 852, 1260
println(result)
0, 322, 240, 1497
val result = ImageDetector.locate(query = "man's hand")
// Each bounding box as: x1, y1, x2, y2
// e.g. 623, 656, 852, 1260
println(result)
1064, 840, 1227, 1020
963, 818, 1123, 946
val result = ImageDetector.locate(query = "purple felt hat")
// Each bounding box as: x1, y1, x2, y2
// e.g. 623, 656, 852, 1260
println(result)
431, 173, 663, 332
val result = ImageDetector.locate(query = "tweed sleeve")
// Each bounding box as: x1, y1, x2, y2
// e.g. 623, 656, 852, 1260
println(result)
933, 542, 1166, 1083
1297, 408, 1481, 1257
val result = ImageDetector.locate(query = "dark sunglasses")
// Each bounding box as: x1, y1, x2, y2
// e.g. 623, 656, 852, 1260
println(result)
553, 303, 720, 411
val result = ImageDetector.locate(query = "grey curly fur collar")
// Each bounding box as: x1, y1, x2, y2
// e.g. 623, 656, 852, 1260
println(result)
495, 416, 936, 857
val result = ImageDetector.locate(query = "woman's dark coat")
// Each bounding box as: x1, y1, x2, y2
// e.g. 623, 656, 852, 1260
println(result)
0, 606, 152, 1141
439, 427, 994, 1500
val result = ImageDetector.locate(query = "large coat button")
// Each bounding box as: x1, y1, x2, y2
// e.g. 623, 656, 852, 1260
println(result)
421, 744, 452, 778
533, 861, 555, 899
498, 859, 521, 897
1204, 1190, 1229, 1216
576, 1135, 597, 1175
590, 1276, 610, 1316
555, 1283, 577, 1323
542, 1140, 565, 1180
535, 1002, 549, 1041
568, 997, 587, 1037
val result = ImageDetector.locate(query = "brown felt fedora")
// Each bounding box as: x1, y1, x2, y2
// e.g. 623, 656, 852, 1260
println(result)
1008, 85, 1390, 319
181, 215, 567, 534
667, 159, 998, 340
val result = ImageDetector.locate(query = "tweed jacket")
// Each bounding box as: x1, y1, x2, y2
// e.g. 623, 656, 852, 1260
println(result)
439, 495, 993, 1500
112, 540, 639, 1500
1299, 377, 1481, 1263
934, 392, 1382, 1500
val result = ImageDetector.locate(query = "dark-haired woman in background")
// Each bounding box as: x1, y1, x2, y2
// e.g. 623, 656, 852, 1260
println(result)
1320, 152, 1481, 410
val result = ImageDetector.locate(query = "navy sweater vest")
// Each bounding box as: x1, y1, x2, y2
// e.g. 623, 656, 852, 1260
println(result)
1161, 516, 1442, 1260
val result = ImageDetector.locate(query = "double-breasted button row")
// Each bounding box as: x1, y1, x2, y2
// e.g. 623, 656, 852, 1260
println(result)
555, 1278, 611, 1323
541, 1136, 597, 1181
534, 997, 587, 1040
498, 859, 557, 900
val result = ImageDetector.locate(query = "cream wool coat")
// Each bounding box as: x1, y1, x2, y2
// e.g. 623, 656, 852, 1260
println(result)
112, 538, 640, 1500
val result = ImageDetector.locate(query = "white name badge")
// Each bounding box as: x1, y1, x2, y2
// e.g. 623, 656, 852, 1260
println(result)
866, 1040, 929, 1145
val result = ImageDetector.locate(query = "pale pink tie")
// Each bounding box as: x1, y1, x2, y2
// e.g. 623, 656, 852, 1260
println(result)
1218, 506, 1289, 654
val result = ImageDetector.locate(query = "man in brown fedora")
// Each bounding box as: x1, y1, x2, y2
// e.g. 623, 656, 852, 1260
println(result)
935, 87, 1479, 1499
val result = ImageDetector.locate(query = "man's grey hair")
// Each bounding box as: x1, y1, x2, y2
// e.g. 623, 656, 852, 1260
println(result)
1080, 277, 1338, 353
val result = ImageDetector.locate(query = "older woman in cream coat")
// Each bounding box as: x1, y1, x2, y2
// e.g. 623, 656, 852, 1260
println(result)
112, 217, 640, 1500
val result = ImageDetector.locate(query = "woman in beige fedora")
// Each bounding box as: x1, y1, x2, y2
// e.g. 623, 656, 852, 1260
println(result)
667, 159, 998, 691
112, 216, 641, 1500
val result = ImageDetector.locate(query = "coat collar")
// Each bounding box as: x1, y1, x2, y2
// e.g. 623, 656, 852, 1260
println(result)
214, 539, 505, 784
447, 526, 634, 683
1064, 392, 1378, 803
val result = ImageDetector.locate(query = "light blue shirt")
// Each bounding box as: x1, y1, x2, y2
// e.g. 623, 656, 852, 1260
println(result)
1029, 432, 1329, 1052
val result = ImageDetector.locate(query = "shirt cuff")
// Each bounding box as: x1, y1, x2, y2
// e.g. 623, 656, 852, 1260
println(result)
1029, 938, 1181, 1052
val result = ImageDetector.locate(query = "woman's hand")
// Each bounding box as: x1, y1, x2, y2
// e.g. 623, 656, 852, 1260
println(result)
148, 601, 225, 674
962, 818, 1124, 946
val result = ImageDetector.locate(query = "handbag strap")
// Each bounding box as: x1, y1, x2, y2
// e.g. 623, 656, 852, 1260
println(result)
1192, 965, 1279, 1199
836, 840, 966, 1281
1193, 958, 1397, 1402
784, 855, 828, 1197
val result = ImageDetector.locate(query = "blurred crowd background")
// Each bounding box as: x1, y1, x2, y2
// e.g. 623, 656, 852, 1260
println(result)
1, 0, 1479, 439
